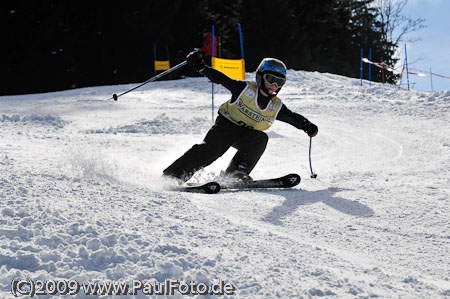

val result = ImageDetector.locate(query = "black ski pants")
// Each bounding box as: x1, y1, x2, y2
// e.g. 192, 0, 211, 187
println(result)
163, 115, 268, 182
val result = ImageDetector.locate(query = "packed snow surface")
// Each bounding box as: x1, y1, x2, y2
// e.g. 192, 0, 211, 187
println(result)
0, 70, 449, 298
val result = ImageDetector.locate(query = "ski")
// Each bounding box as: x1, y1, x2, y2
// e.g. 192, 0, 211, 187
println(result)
169, 174, 300, 194
221, 173, 301, 190
175, 181, 221, 194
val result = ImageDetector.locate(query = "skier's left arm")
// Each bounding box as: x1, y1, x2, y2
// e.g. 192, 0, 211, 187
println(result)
276, 105, 318, 137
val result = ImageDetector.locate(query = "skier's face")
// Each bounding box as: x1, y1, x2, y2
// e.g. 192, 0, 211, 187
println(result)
264, 81, 279, 95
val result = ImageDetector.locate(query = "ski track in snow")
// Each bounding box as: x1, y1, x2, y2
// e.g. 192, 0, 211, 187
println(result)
0, 70, 449, 298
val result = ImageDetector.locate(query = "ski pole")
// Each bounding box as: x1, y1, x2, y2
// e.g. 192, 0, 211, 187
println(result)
109, 60, 188, 101
309, 137, 317, 178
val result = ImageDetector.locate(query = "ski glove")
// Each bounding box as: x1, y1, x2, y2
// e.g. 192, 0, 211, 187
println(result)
304, 122, 318, 137
186, 51, 205, 72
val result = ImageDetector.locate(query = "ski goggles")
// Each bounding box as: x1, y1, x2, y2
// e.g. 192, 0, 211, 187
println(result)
263, 73, 286, 88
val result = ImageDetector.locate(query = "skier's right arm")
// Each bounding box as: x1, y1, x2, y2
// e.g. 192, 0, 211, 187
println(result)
186, 51, 246, 96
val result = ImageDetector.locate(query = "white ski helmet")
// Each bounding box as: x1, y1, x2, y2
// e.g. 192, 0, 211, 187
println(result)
256, 58, 287, 96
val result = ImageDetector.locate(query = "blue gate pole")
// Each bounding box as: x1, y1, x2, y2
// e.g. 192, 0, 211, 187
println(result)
211, 25, 215, 123
360, 48, 363, 86
238, 24, 245, 59
404, 44, 410, 91
369, 48, 372, 86
154, 42, 157, 75
166, 45, 171, 79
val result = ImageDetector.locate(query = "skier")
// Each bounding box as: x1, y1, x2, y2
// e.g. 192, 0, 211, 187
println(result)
163, 51, 318, 184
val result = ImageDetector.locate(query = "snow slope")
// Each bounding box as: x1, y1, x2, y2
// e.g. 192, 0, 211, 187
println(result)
0, 69, 449, 298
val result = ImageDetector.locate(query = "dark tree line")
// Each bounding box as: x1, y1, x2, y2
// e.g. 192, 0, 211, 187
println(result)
1, 0, 401, 95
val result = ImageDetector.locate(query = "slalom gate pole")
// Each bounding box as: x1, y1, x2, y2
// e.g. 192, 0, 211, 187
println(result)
360, 48, 363, 86
404, 44, 410, 91
211, 25, 215, 123
166, 45, 172, 80
238, 23, 245, 60
430, 67, 434, 91
369, 48, 372, 86
309, 137, 317, 179
109, 60, 188, 101
153, 42, 157, 75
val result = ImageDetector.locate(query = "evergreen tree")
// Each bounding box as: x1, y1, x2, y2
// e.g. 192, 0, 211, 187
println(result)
0, 0, 404, 95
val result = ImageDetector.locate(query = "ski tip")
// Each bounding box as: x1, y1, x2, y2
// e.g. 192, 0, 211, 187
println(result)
202, 182, 221, 194
285, 173, 301, 187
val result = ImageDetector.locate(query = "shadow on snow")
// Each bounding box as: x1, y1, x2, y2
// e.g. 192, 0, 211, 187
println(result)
259, 187, 374, 226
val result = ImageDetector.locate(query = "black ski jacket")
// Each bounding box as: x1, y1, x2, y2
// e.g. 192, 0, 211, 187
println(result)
201, 66, 312, 130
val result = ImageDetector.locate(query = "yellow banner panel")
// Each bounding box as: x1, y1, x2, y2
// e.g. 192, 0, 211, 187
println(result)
212, 57, 246, 80
154, 60, 170, 71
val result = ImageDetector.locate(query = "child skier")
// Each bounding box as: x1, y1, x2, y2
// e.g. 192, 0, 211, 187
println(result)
163, 51, 318, 183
